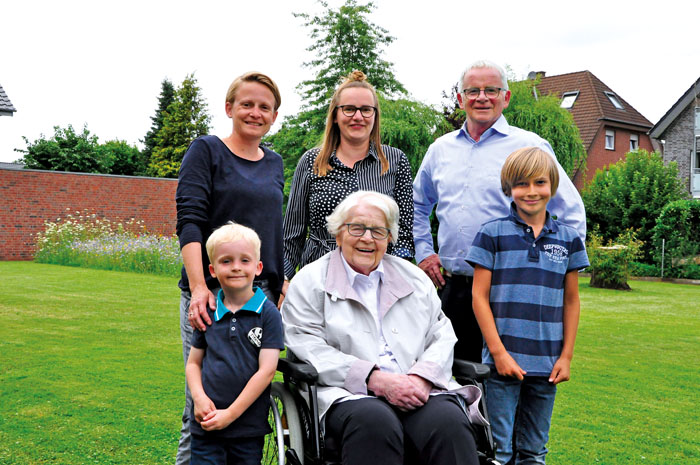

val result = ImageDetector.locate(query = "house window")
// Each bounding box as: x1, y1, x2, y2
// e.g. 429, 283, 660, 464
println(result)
630, 134, 639, 151
605, 130, 615, 150
605, 92, 624, 110
560, 92, 579, 109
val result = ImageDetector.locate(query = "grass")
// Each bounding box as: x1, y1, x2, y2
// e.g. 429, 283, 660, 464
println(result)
1, 262, 698, 464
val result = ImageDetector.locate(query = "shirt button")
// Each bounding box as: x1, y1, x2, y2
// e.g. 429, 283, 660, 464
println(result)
232, 318, 236, 322
532, 243, 536, 247
231, 327, 236, 331
526, 228, 531, 232
392, 328, 398, 334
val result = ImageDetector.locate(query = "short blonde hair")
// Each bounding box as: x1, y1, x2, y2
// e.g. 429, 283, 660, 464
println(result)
325, 191, 398, 244
501, 147, 560, 197
225, 71, 281, 111
206, 222, 261, 262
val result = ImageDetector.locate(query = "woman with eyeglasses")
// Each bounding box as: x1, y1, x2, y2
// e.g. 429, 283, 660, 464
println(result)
282, 70, 414, 303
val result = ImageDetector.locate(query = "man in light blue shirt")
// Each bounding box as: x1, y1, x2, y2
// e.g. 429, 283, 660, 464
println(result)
412, 60, 586, 362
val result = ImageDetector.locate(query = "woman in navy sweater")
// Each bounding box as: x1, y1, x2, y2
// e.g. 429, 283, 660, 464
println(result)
174, 72, 284, 465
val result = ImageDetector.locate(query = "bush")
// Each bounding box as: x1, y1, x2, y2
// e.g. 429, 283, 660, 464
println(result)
34, 210, 181, 277
651, 199, 700, 279
629, 261, 660, 278
587, 229, 643, 290
582, 150, 688, 262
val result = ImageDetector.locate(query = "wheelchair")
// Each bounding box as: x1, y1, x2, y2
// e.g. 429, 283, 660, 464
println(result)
261, 355, 500, 465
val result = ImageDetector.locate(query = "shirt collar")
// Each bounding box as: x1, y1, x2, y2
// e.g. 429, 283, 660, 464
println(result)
330, 142, 378, 166
339, 250, 384, 288
508, 202, 559, 234
460, 114, 510, 142
214, 287, 268, 321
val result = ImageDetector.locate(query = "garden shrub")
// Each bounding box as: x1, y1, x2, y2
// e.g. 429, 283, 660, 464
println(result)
651, 199, 700, 279
587, 229, 643, 290
34, 210, 181, 277
582, 150, 687, 262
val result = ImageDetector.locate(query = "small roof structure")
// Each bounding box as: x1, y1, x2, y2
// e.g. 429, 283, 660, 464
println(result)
0, 84, 17, 117
649, 77, 700, 139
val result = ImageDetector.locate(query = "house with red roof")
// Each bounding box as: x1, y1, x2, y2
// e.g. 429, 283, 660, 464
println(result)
531, 70, 654, 189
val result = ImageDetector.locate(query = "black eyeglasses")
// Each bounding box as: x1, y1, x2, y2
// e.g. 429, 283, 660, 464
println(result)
462, 87, 505, 100
337, 105, 377, 118
344, 223, 390, 240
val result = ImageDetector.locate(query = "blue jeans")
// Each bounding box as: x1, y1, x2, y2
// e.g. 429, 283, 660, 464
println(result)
485, 375, 557, 465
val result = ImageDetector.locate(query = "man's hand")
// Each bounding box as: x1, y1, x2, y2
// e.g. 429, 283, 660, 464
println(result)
188, 285, 215, 331
277, 280, 290, 309
418, 254, 445, 288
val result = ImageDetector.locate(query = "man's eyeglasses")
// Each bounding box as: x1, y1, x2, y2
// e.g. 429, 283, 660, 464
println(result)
344, 223, 390, 240
462, 87, 505, 100
337, 105, 377, 118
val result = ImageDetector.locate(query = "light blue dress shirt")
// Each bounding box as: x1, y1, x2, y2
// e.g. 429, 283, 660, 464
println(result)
413, 115, 586, 276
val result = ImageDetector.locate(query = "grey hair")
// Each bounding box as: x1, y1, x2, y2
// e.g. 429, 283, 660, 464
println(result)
458, 60, 509, 93
326, 191, 399, 244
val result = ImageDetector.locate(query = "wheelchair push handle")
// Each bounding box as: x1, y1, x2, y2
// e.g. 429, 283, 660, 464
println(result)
453, 359, 491, 381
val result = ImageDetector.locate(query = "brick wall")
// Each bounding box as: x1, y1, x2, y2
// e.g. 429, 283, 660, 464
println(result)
574, 125, 655, 189
0, 167, 177, 260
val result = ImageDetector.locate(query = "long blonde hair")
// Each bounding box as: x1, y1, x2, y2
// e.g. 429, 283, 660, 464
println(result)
313, 70, 388, 176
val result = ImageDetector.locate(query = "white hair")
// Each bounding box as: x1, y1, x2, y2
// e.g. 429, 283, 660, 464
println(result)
458, 60, 509, 93
326, 191, 399, 244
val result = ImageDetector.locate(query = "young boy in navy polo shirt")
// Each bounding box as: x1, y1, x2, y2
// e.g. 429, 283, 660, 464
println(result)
466, 147, 589, 465
186, 222, 283, 465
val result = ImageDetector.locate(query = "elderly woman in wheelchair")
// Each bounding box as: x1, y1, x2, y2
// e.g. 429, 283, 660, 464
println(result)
280, 190, 490, 465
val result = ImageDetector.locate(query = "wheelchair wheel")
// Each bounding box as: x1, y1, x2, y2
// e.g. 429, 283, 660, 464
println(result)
262, 392, 284, 465
268, 381, 305, 465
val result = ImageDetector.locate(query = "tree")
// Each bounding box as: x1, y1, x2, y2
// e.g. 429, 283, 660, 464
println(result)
440, 77, 587, 178
148, 73, 211, 178
379, 95, 451, 177
582, 149, 688, 262
651, 199, 700, 278
16, 124, 111, 173
294, 0, 406, 112
141, 79, 175, 173
99, 140, 144, 176
267, 0, 420, 199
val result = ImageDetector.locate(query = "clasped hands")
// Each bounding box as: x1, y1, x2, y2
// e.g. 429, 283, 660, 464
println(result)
368, 370, 433, 411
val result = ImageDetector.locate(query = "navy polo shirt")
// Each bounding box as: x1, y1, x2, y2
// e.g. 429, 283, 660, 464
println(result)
190, 287, 284, 438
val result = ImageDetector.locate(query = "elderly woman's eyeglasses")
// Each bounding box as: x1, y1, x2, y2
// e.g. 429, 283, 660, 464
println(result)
462, 87, 504, 100
337, 105, 377, 118
344, 223, 390, 240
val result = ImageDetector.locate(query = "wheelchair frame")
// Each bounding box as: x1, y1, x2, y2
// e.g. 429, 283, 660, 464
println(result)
262, 356, 500, 465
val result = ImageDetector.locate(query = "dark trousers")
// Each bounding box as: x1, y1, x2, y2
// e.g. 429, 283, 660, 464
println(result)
190, 434, 264, 465
439, 274, 483, 363
325, 395, 479, 465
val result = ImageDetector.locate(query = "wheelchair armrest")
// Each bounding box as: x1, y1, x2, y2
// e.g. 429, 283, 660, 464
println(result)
453, 359, 491, 382
277, 357, 319, 384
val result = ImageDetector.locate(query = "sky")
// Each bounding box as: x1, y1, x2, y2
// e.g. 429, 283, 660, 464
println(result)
1, 0, 698, 163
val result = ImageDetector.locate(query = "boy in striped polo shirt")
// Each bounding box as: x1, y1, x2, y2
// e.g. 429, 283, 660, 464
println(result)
467, 147, 589, 465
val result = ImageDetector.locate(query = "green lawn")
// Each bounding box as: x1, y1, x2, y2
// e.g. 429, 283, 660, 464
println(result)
0, 262, 698, 464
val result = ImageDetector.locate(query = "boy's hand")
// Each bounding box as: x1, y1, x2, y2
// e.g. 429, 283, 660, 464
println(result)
193, 394, 216, 424
549, 357, 571, 385
200, 409, 236, 431
493, 351, 527, 380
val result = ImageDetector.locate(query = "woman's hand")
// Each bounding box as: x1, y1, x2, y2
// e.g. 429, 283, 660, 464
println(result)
368, 371, 431, 411
188, 284, 216, 331
277, 280, 290, 309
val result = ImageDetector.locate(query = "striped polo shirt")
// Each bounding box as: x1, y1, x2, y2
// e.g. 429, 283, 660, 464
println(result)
466, 204, 589, 376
